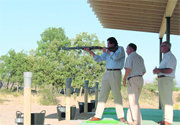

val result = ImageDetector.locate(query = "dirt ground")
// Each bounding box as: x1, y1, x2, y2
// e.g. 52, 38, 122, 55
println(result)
0, 92, 179, 125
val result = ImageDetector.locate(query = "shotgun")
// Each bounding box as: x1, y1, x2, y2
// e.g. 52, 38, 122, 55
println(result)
61, 46, 105, 50
62, 46, 118, 52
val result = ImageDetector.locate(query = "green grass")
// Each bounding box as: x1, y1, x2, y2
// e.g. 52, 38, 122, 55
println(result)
0, 88, 24, 97
0, 89, 13, 94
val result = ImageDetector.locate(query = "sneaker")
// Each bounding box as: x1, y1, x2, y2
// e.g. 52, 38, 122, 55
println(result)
89, 117, 101, 121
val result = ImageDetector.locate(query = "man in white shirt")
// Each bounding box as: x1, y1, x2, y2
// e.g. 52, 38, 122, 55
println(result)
153, 41, 177, 125
123, 43, 146, 125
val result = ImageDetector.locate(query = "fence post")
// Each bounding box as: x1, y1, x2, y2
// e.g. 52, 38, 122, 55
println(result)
84, 80, 89, 113
66, 78, 72, 120
95, 82, 99, 109
24, 72, 33, 125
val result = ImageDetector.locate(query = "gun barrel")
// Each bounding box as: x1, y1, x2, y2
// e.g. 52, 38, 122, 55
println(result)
61, 46, 106, 50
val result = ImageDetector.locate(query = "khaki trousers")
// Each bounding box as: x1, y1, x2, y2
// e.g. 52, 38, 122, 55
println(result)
95, 70, 124, 119
127, 77, 143, 125
158, 77, 173, 123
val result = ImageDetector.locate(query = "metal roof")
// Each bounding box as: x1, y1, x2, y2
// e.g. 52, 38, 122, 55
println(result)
88, 0, 180, 38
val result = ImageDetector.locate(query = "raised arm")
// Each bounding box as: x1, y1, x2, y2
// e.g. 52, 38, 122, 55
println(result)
110, 47, 125, 61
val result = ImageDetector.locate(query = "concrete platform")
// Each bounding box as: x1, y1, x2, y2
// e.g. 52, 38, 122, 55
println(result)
79, 108, 180, 125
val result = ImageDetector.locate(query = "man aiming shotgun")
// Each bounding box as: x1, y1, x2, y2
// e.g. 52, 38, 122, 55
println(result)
83, 37, 126, 123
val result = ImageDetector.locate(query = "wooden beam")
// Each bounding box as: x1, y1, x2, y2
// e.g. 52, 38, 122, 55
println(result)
98, 15, 180, 26
103, 24, 180, 35
90, 0, 167, 7
95, 11, 164, 20
88, 0, 168, 5
159, 0, 178, 38
103, 23, 159, 32
92, 9, 164, 20
104, 25, 158, 33
100, 19, 161, 27
98, 16, 162, 24
91, 5, 165, 16
90, 1, 166, 11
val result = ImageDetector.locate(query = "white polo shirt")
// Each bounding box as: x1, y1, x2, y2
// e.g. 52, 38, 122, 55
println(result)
124, 52, 146, 79
158, 51, 177, 78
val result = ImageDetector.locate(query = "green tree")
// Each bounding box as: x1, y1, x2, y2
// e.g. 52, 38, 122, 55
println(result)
36, 27, 71, 60
0, 27, 106, 91
34, 27, 71, 88
34, 30, 105, 88
0, 50, 27, 90
67, 32, 106, 87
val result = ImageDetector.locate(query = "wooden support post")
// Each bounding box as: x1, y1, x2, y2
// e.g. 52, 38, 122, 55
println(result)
24, 72, 33, 125
66, 78, 72, 120
79, 86, 83, 97
95, 82, 99, 109
166, 17, 171, 43
159, 38, 163, 63
84, 80, 89, 113
159, 38, 162, 110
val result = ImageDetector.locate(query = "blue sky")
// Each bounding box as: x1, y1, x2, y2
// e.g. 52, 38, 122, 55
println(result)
0, 0, 180, 85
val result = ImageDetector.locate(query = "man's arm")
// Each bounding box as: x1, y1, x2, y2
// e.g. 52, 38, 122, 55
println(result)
123, 68, 131, 86
153, 68, 173, 74
110, 47, 125, 61
89, 50, 95, 57
84, 48, 106, 62
84, 48, 95, 57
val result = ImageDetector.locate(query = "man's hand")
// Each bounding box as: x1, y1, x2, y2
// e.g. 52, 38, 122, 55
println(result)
124, 68, 131, 87
84, 48, 95, 57
153, 67, 172, 74
103, 47, 110, 55
84, 48, 91, 52
153, 67, 160, 74
107, 49, 110, 55
102, 47, 106, 52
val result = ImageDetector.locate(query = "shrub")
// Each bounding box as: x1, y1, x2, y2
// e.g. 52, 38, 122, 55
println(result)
0, 98, 4, 103
173, 87, 180, 91
143, 83, 158, 94
39, 87, 57, 105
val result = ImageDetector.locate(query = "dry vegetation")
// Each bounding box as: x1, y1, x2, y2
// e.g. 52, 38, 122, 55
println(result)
0, 86, 179, 125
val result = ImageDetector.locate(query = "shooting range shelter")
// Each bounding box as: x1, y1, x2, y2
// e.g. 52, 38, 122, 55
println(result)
88, 0, 180, 109
79, 0, 180, 125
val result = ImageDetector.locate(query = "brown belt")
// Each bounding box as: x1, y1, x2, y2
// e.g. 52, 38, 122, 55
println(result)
158, 75, 167, 78
128, 75, 142, 80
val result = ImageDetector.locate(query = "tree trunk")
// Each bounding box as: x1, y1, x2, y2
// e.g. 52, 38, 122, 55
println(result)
10, 82, 14, 91
6, 79, 10, 90
79, 86, 83, 97
17, 83, 19, 93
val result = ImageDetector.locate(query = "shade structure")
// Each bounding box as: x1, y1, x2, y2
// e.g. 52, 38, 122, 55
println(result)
88, 0, 180, 38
